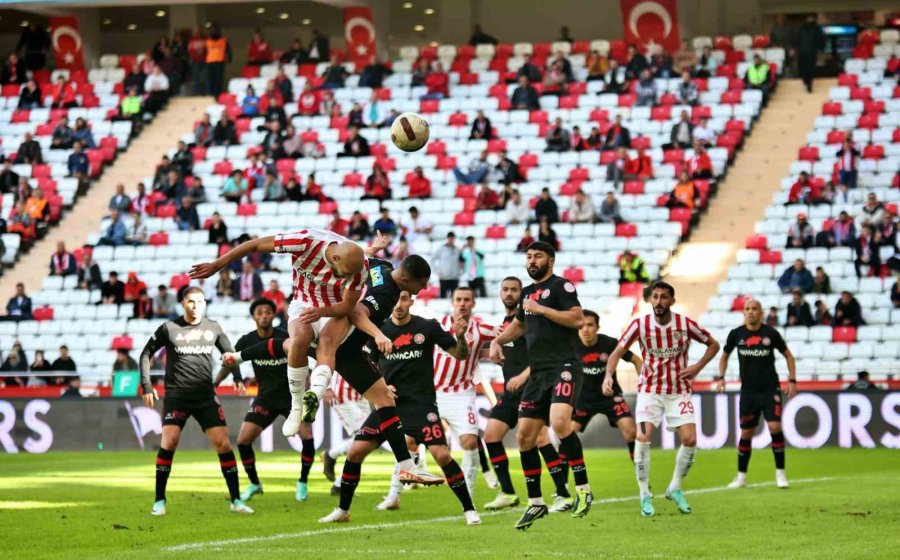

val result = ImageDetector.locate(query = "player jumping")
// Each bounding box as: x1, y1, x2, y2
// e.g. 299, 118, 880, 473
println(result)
719, 298, 796, 489
605, 281, 720, 517
489, 242, 593, 530
140, 286, 253, 516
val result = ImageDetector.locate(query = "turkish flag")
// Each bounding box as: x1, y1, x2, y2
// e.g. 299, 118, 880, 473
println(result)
343, 7, 377, 69
620, 0, 681, 54
50, 17, 85, 70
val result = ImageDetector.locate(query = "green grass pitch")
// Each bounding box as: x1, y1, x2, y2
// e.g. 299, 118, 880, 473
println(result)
1, 448, 898, 559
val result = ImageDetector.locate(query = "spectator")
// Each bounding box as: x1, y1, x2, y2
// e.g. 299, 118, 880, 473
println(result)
153, 285, 176, 318
494, 150, 523, 185
603, 115, 631, 150
283, 177, 303, 202
302, 174, 331, 203
879, 207, 897, 247
347, 211, 370, 241
98, 209, 128, 247
186, 177, 206, 205
4, 282, 32, 320
123, 62, 146, 94
469, 24, 498, 46
634, 69, 657, 106
398, 206, 433, 248
422, 62, 450, 100
765, 307, 780, 327
813, 300, 832, 325
17, 22, 50, 71
835, 139, 859, 189
817, 210, 856, 248
261, 280, 287, 321
30, 350, 54, 376
1, 53, 25, 85
550, 51, 574, 82
17, 78, 41, 109
72, 117, 95, 149
460, 236, 487, 297
222, 169, 248, 204
258, 171, 283, 202
212, 114, 238, 146
99, 271, 125, 304
52, 345, 77, 377
601, 58, 627, 93
246, 29, 272, 65
157, 168, 186, 202
339, 126, 371, 157
433, 232, 463, 297
0, 160, 17, 194
778, 259, 814, 293
833, 291, 864, 327
359, 58, 392, 89
538, 216, 559, 251
676, 70, 698, 105
673, 40, 698, 74
786, 212, 815, 249
320, 54, 349, 89
175, 197, 200, 231
0, 350, 27, 380
307, 29, 330, 62
406, 167, 432, 199
207, 211, 229, 246
470, 110, 493, 140
606, 146, 632, 185
559, 26, 574, 43
453, 150, 490, 185
619, 250, 649, 284
624, 44, 649, 79
119, 86, 143, 128
785, 290, 814, 327
598, 191, 623, 223
585, 49, 609, 82
812, 266, 831, 295
891, 276, 900, 308
281, 124, 303, 158
372, 207, 397, 236
797, 15, 824, 93
650, 47, 674, 78
127, 212, 147, 245
13, 176, 32, 205
668, 110, 694, 150
695, 45, 718, 78
505, 189, 530, 225
187, 28, 207, 95
568, 190, 595, 223
66, 140, 89, 180
329, 210, 349, 237
123, 272, 147, 303
51, 117, 75, 150
205, 25, 232, 98
475, 183, 500, 211
264, 95, 288, 130
15, 132, 42, 164
668, 170, 699, 210
363, 164, 391, 201
194, 113, 213, 147
543, 60, 568, 93
510, 76, 539, 110
171, 141, 193, 176
113, 348, 140, 372
744, 54, 772, 97
787, 171, 821, 205
7, 202, 35, 242
49, 241, 76, 276
411, 58, 430, 87
515, 54, 542, 84
854, 224, 881, 278
108, 183, 131, 213
25, 187, 50, 227
687, 141, 714, 178
628, 147, 654, 179
516, 226, 536, 252
860, 193, 885, 228
233, 261, 263, 302
362, 91, 387, 128
216, 269, 235, 301
50, 75, 77, 109
692, 117, 715, 147
77, 252, 102, 290
569, 126, 588, 152
545, 117, 571, 152
534, 188, 559, 224
142, 65, 170, 113
259, 120, 285, 158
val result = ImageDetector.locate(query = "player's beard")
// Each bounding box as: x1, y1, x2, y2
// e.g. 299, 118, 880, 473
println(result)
653, 305, 669, 317
527, 263, 549, 280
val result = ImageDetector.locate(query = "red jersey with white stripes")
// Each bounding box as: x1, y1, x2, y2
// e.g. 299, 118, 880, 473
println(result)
272, 228, 367, 308
330, 372, 363, 404
433, 315, 496, 393
619, 312, 711, 395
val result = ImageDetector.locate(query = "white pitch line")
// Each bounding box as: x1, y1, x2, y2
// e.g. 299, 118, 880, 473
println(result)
164, 476, 836, 552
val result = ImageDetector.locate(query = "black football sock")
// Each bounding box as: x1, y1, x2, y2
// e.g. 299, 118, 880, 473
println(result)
539, 443, 570, 498
771, 432, 785, 469
738, 438, 752, 473
155, 448, 174, 502
376, 406, 414, 464
520, 446, 543, 500
299, 437, 315, 483
237, 444, 260, 485
477, 436, 490, 473
486, 441, 516, 495
219, 452, 241, 501
559, 433, 589, 488
239, 336, 288, 362
339, 459, 361, 511
627, 440, 636, 463
442, 460, 475, 512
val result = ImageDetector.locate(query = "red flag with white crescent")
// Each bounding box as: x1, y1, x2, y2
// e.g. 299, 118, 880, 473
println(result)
343, 6, 377, 68
620, 0, 681, 54
50, 16, 85, 70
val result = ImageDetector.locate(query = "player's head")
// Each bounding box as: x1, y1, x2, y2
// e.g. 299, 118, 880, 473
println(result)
392, 290, 413, 321
180, 286, 206, 321
649, 281, 675, 319
500, 276, 522, 311
451, 286, 476, 319
525, 241, 555, 280
580, 309, 600, 343
250, 297, 276, 329
330, 241, 366, 279
396, 254, 432, 295
743, 298, 763, 328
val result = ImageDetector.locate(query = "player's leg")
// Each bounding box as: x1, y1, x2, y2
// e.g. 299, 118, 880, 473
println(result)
536, 427, 572, 511
304, 316, 353, 421
324, 399, 370, 484
296, 422, 315, 501
768, 418, 788, 488
206, 425, 253, 513
283, 318, 315, 435
730, 393, 762, 488
634, 392, 664, 516
665, 406, 697, 514
437, 391, 480, 497
615, 416, 638, 462
549, 401, 592, 517
235, 421, 265, 500
152, 424, 182, 515
514, 416, 549, 529
428, 443, 480, 524
475, 432, 496, 489
483, 417, 518, 507
320, 437, 378, 523
377, 436, 419, 511
361, 377, 425, 478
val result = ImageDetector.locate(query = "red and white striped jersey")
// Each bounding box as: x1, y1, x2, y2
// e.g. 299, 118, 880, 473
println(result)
330, 372, 362, 404
433, 315, 496, 393
273, 228, 367, 308
619, 312, 711, 395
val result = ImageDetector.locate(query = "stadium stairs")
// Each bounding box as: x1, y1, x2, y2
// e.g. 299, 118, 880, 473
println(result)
0, 97, 209, 300
664, 79, 835, 317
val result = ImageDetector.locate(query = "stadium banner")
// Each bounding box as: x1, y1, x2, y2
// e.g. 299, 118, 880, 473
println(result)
49, 16, 86, 70
619, 0, 681, 54
343, 6, 377, 68
0, 392, 897, 454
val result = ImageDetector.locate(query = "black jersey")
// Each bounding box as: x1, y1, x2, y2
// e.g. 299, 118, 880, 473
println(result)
723, 324, 787, 392
500, 313, 529, 384
140, 317, 235, 397
360, 258, 401, 325
576, 334, 632, 398
364, 315, 456, 405
235, 327, 289, 408
515, 274, 581, 370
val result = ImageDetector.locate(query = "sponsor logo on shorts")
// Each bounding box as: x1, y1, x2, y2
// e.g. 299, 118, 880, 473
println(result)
614, 395, 623, 402
414, 333, 425, 345
427, 412, 438, 422
560, 371, 572, 381
165, 410, 186, 421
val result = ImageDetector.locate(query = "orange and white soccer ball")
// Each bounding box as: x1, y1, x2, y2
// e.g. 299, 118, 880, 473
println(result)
390, 112, 430, 152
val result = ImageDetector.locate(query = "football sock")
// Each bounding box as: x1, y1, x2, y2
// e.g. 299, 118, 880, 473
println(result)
376, 406, 415, 467
634, 441, 651, 498
627, 440, 636, 462
668, 445, 696, 492
737, 438, 752, 473
155, 448, 174, 502
299, 438, 315, 483
539, 443, 570, 498
309, 364, 333, 400
477, 437, 490, 473
559, 433, 589, 490
486, 441, 516, 495
287, 366, 310, 410
461, 448, 479, 497
339, 460, 361, 511
219, 451, 241, 501
771, 432, 786, 469
237, 444, 260, 485
240, 336, 287, 361
386, 463, 403, 501
520, 446, 544, 503
328, 438, 352, 460
442, 460, 475, 512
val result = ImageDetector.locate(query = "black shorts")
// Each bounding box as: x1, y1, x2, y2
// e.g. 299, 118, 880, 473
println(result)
739, 390, 783, 429
518, 361, 583, 423
573, 394, 633, 430
334, 330, 381, 396
243, 397, 291, 429
163, 393, 227, 432
355, 401, 447, 447
489, 391, 522, 429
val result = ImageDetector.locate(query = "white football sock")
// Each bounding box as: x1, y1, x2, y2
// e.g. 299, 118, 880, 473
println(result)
668, 445, 696, 492
309, 364, 333, 399
287, 366, 309, 409
328, 438, 352, 460
387, 463, 403, 500
462, 449, 479, 498
634, 441, 651, 498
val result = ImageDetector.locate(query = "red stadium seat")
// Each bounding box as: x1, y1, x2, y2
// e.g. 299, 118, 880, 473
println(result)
558, 182, 580, 196
651, 106, 671, 120
436, 155, 457, 170
826, 130, 846, 144
857, 113, 879, 129
669, 208, 692, 223
558, 95, 579, 109
568, 82, 587, 95
213, 161, 233, 175
31, 164, 51, 178
419, 99, 439, 113
426, 140, 446, 155
724, 50, 745, 63
448, 112, 468, 126
237, 203, 257, 216
589, 108, 609, 122
241, 66, 260, 78
832, 327, 857, 343
319, 200, 338, 214
416, 284, 439, 301
455, 184, 475, 198
862, 144, 884, 159
485, 225, 506, 239
752, 35, 770, 48
453, 212, 474, 226
759, 250, 782, 264
149, 231, 169, 245
732, 295, 750, 312
619, 282, 644, 299
714, 36, 733, 50
745, 234, 768, 250
692, 105, 712, 120
630, 136, 651, 150
615, 223, 637, 237
33, 306, 54, 321
821, 101, 842, 115
170, 273, 190, 290
715, 63, 735, 77
155, 205, 176, 219
568, 167, 589, 182
863, 99, 885, 114
218, 93, 237, 106
519, 153, 538, 168
572, 41, 590, 54
798, 146, 819, 161
487, 139, 507, 153
720, 90, 741, 104
617, 93, 636, 107
663, 149, 685, 164
563, 267, 585, 283
658, 93, 678, 106
111, 335, 134, 350
11, 110, 29, 123
330, 115, 349, 129
2, 84, 19, 97
849, 86, 871, 100
623, 181, 644, 194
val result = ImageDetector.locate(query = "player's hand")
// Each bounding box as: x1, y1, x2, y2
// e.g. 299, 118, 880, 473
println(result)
324, 388, 335, 407
299, 306, 326, 324
784, 381, 797, 399
387, 384, 398, 398
142, 388, 159, 407
489, 341, 504, 365
375, 333, 393, 354
506, 372, 527, 393
715, 378, 726, 393
601, 376, 614, 396
453, 316, 467, 338
236, 382, 246, 396
522, 299, 543, 315
370, 230, 389, 252
678, 364, 702, 380
188, 260, 220, 279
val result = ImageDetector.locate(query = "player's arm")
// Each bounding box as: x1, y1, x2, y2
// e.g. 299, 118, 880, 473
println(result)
778, 332, 798, 397
364, 231, 389, 257
480, 376, 498, 407
716, 330, 737, 392
215, 336, 245, 387
444, 316, 471, 361
139, 324, 166, 406
489, 318, 525, 365
679, 333, 720, 380
506, 366, 530, 393
213, 326, 244, 391
300, 287, 362, 324
188, 235, 276, 279
628, 353, 643, 373
522, 300, 584, 329
349, 301, 392, 353
604, 344, 628, 386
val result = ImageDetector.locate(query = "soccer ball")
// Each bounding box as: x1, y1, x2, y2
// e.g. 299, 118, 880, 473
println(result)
390, 112, 430, 152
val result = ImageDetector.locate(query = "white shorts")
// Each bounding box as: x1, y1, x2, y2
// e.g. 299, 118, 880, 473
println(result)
333, 399, 372, 435
436, 390, 479, 437
635, 392, 696, 432
287, 299, 354, 348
